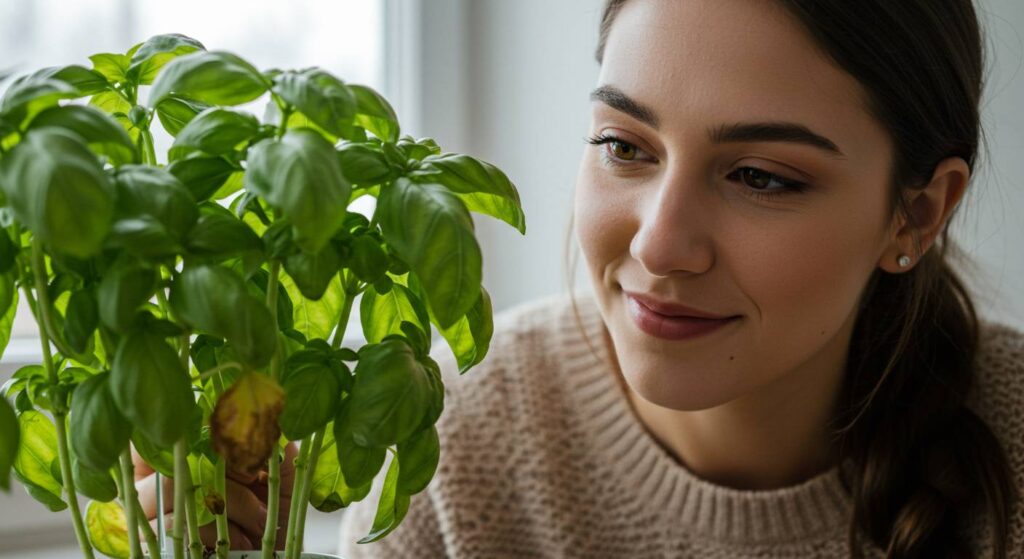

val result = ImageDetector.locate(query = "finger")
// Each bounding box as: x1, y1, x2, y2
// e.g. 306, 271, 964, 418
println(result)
224, 478, 269, 544
136, 472, 176, 519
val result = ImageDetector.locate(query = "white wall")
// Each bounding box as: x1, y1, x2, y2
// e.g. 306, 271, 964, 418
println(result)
412, 0, 1024, 330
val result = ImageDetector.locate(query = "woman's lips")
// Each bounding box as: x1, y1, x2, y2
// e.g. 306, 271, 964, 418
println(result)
625, 293, 740, 340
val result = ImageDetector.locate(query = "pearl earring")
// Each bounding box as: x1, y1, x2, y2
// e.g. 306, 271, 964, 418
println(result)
897, 254, 911, 267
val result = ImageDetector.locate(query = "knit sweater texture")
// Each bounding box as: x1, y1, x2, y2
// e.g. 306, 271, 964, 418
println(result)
336, 290, 1024, 558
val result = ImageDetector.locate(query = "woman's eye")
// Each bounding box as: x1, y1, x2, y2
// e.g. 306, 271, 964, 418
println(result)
726, 167, 808, 200
584, 133, 653, 167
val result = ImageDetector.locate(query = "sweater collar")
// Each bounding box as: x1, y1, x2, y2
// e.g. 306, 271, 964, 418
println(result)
556, 290, 856, 545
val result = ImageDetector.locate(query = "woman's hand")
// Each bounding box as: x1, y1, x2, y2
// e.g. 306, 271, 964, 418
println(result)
133, 442, 299, 551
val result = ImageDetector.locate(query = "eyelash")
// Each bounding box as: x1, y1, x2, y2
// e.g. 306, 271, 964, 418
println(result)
584, 133, 808, 202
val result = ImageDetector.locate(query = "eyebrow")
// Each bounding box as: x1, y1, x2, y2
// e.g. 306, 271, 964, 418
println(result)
589, 85, 847, 159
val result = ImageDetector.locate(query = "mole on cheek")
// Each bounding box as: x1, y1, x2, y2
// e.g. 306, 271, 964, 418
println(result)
729, 355, 735, 361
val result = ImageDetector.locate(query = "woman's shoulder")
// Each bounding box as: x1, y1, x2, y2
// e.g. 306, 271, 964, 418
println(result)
972, 318, 1024, 403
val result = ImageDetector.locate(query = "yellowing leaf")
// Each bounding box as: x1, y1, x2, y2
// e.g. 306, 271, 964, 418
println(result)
210, 371, 284, 476
85, 500, 130, 559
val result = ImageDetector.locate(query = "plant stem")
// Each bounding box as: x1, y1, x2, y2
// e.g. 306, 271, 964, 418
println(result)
119, 452, 144, 559
136, 492, 161, 559
141, 128, 158, 166
193, 361, 243, 382
214, 457, 230, 559
172, 440, 188, 559
292, 428, 326, 558
332, 271, 358, 350
29, 240, 95, 559
210, 372, 230, 559
262, 444, 283, 559
175, 333, 204, 559
262, 260, 283, 559
283, 436, 312, 559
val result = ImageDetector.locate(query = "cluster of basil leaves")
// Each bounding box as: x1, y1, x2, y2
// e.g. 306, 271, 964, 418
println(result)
0, 32, 525, 552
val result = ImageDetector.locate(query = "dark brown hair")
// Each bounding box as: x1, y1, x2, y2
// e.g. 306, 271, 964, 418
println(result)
568, 1, 1018, 557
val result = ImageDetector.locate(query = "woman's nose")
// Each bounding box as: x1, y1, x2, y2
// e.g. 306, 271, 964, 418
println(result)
629, 170, 716, 277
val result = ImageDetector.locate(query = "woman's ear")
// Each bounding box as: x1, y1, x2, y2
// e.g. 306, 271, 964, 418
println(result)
879, 156, 970, 272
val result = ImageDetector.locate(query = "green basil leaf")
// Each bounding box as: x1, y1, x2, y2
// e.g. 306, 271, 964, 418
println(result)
96, 260, 157, 333
396, 136, 441, 161
356, 450, 411, 544
27, 104, 138, 166
279, 361, 341, 440
88, 90, 139, 145
13, 410, 66, 511
279, 270, 347, 343
34, 65, 110, 97
433, 285, 493, 374
70, 372, 131, 471
131, 430, 174, 477
335, 415, 385, 489
0, 228, 18, 273
148, 51, 268, 108
396, 425, 439, 496
0, 66, 107, 128
165, 156, 237, 201
377, 178, 482, 329
185, 208, 263, 260
282, 241, 342, 301
110, 330, 196, 446
348, 235, 388, 284
336, 141, 394, 186
169, 107, 260, 161
113, 165, 198, 241
127, 33, 205, 85
349, 84, 399, 143
63, 288, 99, 354
244, 129, 351, 253
0, 128, 114, 258
272, 68, 356, 138
88, 53, 130, 85
360, 283, 430, 345
0, 274, 18, 358
155, 95, 212, 137
347, 339, 433, 448
408, 153, 526, 234
0, 396, 17, 491
71, 452, 118, 503
169, 264, 276, 368
309, 422, 371, 512
85, 500, 131, 558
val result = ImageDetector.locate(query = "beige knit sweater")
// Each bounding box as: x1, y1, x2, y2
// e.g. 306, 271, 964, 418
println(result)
336, 290, 1024, 558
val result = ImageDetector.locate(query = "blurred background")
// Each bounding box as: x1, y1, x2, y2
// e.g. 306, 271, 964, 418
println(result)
0, 0, 1021, 556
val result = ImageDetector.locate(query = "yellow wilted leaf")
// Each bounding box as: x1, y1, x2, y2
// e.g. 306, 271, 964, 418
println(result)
210, 371, 285, 476
85, 500, 130, 559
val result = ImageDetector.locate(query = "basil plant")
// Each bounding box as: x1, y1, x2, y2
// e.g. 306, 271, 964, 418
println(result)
0, 33, 525, 559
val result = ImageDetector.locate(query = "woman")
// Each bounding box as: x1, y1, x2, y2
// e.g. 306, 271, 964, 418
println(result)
138, 0, 1023, 556
336, 0, 1022, 557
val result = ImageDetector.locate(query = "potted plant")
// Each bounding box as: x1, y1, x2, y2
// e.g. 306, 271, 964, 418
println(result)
0, 33, 525, 559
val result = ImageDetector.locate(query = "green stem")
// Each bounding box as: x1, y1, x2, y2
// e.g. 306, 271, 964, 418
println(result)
30, 240, 95, 559
140, 128, 158, 166
262, 260, 283, 559
283, 436, 312, 559
214, 457, 230, 559
210, 372, 230, 559
119, 452, 144, 559
193, 361, 243, 383
293, 428, 326, 557
172, 441, 188, 559
176, 333, 204, 559
261, 445, 283, 559
332, 271, 359, 350
136, 492, 161, 559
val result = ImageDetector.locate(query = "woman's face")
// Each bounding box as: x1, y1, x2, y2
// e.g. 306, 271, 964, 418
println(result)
574, 0, 901, 411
